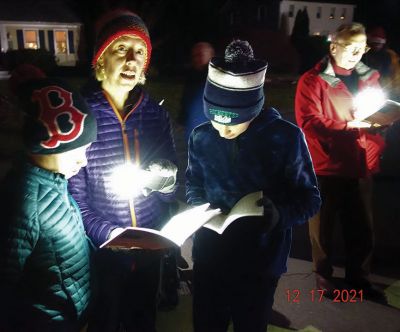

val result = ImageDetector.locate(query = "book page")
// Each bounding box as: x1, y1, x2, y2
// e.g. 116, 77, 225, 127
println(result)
100, 203, 222, 249
100, 227, 177, 250
160, 203, 222, 245
364, 101, 400, 126
203, 191, 263, 234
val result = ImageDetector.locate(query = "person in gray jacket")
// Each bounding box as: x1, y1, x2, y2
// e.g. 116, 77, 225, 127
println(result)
0, 74, 97, 332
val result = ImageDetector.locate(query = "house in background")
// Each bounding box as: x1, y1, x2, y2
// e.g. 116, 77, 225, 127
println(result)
219, 0, 356, 36
280, 0, 356, 36
219, 0, 282, 31
0, 0, 82, 66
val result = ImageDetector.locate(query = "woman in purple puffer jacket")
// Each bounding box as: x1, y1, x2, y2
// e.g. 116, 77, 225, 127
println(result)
68, 9, 178, 332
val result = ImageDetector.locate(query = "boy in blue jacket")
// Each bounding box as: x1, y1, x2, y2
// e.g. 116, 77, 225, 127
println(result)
186, 40, 321, 332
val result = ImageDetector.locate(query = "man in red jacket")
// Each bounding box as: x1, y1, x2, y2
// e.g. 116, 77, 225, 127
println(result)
295, 23, 386, 301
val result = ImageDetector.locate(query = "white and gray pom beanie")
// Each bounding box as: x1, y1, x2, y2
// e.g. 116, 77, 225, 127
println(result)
203, 40, 268, 125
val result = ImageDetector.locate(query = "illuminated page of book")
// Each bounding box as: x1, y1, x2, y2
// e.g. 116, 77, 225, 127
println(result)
100, 203, 221, 250
160, 203, 221, 245
364, 100, 400, 126
203, 191, 263, 235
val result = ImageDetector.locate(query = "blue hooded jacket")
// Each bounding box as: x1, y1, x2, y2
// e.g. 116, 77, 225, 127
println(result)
186, 108, 321, 276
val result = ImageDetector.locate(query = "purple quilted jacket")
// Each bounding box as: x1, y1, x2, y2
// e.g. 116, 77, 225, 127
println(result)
68, 86, 177, 247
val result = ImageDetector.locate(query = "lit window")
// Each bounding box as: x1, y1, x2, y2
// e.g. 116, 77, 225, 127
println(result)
316, 7, 322, 19
340, 8, 346, 20
24, 30, 38, 49
329, 7, 335, 19
289, 5, 294, 17
55, 30, 67, 54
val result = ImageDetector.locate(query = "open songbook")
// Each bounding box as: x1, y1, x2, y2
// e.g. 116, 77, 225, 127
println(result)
202, 191, 263, 234
100, 191, 263, 250
356, 100, 400, 127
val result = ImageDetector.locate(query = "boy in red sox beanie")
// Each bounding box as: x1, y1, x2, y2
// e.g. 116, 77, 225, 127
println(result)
0, 72, 96, 331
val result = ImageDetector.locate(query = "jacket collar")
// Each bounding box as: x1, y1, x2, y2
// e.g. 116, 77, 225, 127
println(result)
26, 163, 67, 190
248, 107, 282, 134
318, 56, 376, 87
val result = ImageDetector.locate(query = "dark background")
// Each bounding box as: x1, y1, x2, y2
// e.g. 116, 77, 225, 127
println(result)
2, 0, 399, 75
65, 0, 400, 73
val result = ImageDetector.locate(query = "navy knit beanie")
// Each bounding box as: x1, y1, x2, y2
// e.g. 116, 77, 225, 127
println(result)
203, 40, 268, 125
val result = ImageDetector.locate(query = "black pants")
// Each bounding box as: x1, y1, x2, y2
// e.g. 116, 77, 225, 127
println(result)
192, 225, 279, 332
4, 317, 83, 332
309, 176, 374, 280
88, 249, 163, 332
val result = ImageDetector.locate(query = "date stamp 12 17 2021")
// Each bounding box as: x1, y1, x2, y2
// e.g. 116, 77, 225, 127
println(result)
286, 289, 364, 303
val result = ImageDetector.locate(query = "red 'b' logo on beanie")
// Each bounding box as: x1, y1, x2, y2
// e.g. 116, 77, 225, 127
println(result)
32, 86, 87, 149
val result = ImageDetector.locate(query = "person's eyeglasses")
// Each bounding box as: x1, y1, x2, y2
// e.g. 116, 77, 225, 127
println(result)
335, 42, 371, 55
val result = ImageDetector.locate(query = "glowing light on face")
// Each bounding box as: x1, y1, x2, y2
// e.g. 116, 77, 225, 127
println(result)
331, 34, 368, 70
353, 87, 387, 120
57, 144, 90, 179
101, 36, 147, 94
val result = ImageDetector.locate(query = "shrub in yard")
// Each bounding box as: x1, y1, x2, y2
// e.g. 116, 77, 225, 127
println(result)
3, 49, 57, 74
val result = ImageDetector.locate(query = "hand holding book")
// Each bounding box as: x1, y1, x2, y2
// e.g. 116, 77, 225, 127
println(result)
202, 191, 263, 234
256, 196, 279, 232
347, 120, 372, 128
100, 191, 264, 249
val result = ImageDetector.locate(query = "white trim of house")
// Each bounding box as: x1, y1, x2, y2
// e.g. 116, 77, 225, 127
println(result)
0, 20, 82, 66
0, 20, 81, 29
279, 0, 356, 36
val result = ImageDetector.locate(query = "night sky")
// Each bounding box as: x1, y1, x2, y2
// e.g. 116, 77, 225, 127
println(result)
72, 0, 400, 51
4, 0, 400, 48
354, 0, 400, 49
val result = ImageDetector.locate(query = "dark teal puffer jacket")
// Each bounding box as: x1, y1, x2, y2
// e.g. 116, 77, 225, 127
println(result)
0, 163, 91, 331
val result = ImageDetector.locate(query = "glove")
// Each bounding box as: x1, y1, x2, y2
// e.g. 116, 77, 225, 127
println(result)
256, 196, 280, 232
142, 159, 177, 196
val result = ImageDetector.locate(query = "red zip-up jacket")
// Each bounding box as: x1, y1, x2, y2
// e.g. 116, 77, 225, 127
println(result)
295, 57, 385, 178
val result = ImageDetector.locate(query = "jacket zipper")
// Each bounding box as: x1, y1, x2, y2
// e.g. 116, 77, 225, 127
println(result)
103, 91, 144, 227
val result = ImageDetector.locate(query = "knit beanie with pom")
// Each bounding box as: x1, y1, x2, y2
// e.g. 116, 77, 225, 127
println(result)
203, 40, 268, 125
